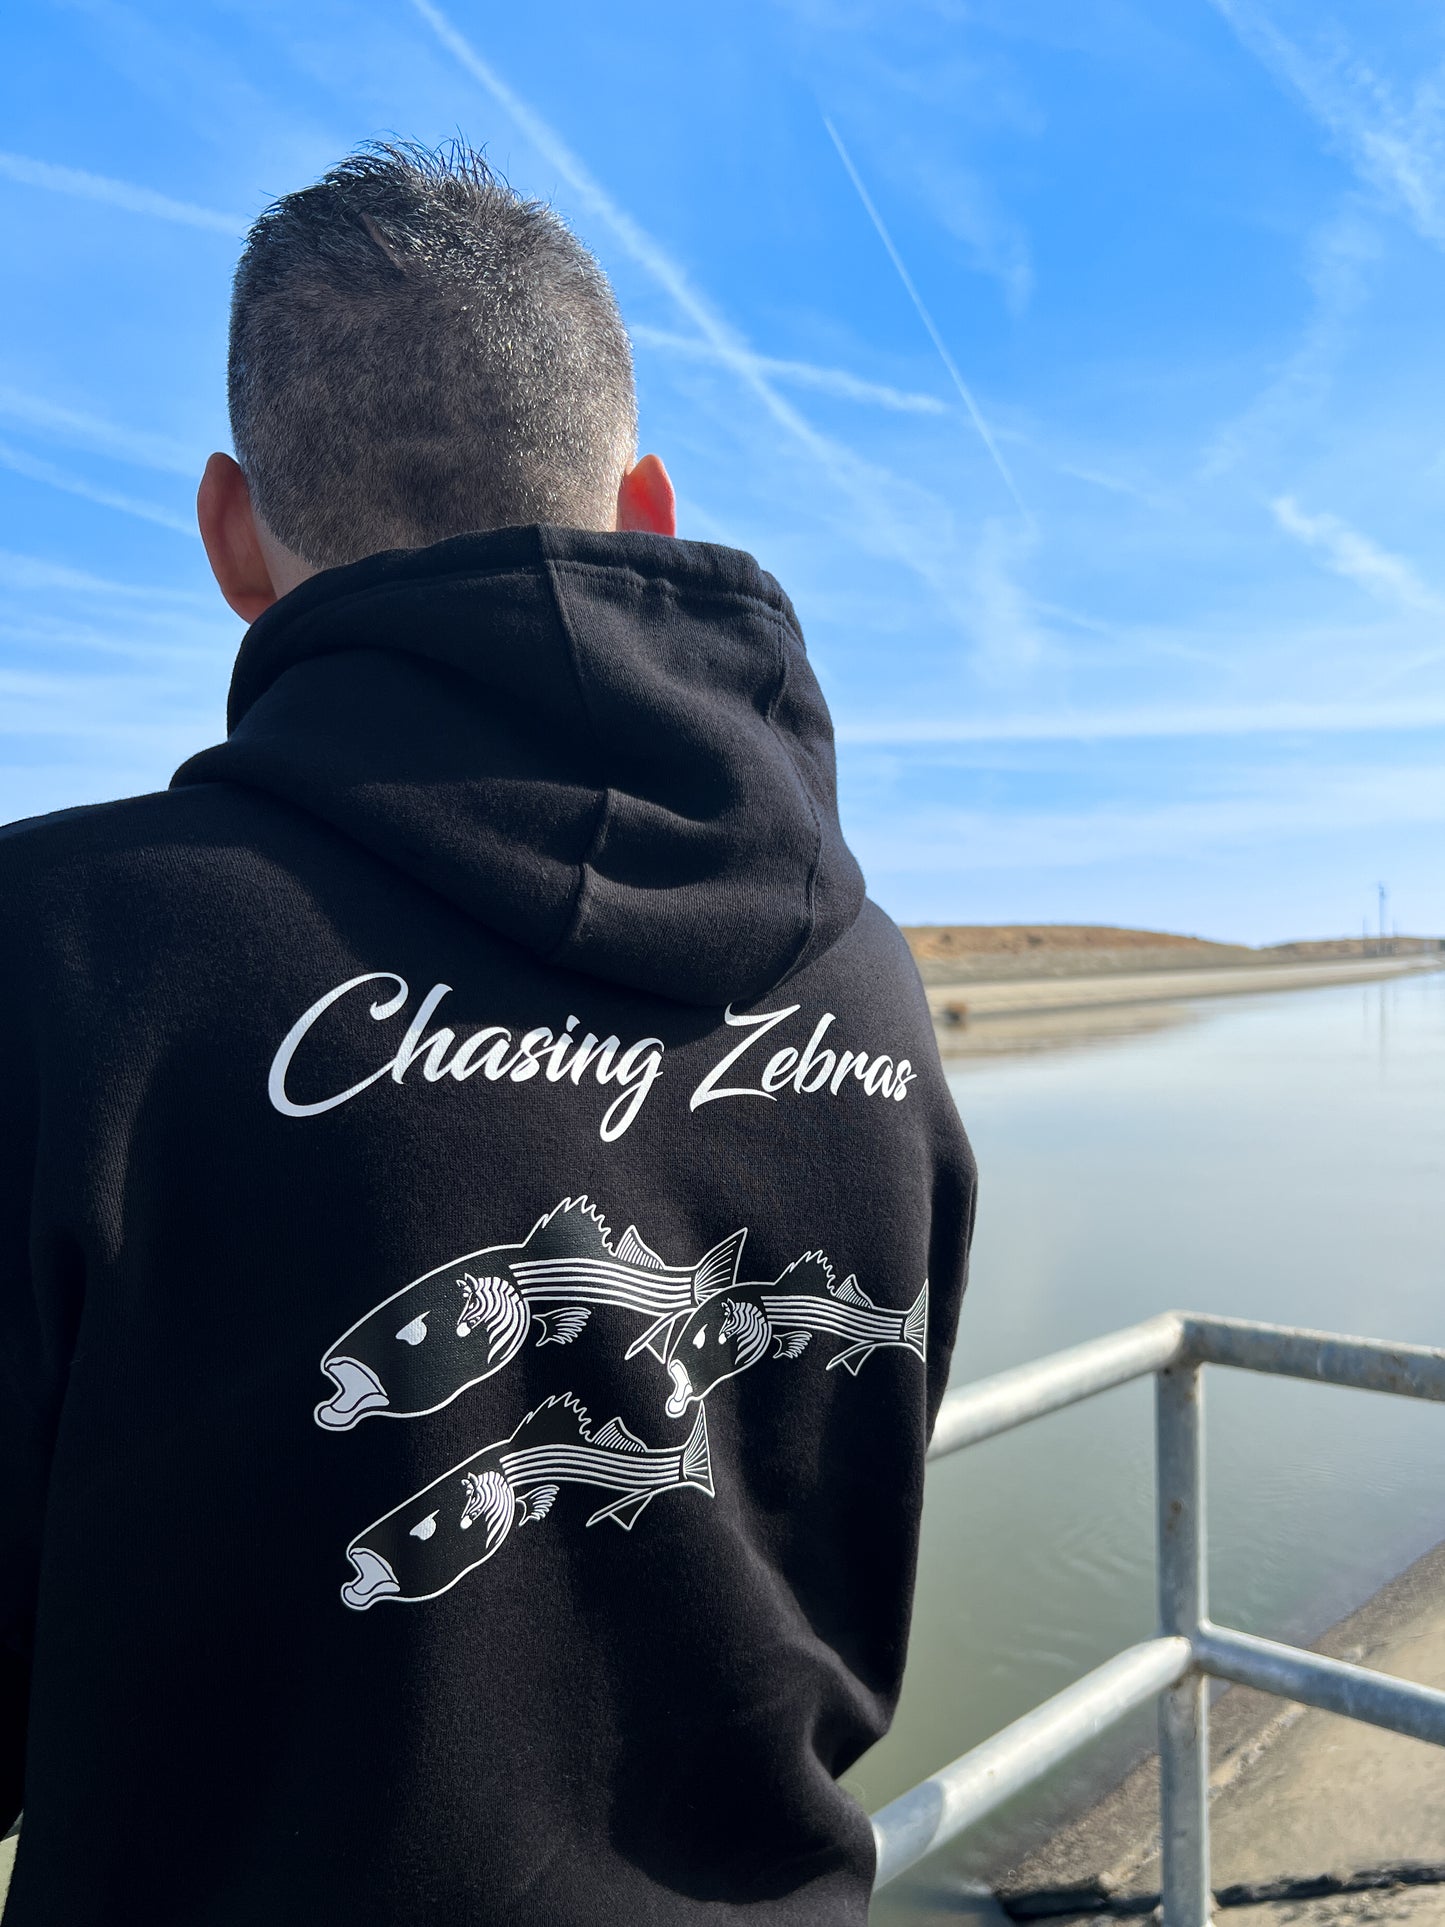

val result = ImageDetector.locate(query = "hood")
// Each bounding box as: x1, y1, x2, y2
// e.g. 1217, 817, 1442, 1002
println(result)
173, 525, 865, 1007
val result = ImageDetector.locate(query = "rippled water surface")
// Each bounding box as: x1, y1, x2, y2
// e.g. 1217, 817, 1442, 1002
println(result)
848, 970, 1445, 1875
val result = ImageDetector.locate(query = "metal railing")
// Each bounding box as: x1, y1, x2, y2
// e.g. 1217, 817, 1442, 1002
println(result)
869, 1312, 1445, 1924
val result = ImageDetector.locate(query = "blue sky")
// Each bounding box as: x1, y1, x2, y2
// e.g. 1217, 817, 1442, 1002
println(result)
2, 0, 1443, 943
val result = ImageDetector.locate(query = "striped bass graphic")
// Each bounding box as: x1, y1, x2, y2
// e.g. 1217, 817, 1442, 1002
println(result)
314, 1198, 745, 1430
340, 1393, 714, 1608
628, 1245, 928, 1417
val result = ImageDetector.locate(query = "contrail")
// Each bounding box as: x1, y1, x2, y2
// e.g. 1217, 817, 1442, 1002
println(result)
408, 0, 975, 614
822, 117, 1029, 523
0, 441, 196, 536
630, 325, 948, 415
409, 0, 843, 446
0, 150, 246, 236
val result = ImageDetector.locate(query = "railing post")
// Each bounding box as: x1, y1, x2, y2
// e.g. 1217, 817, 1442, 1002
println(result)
1157, 1362, 1212, 1927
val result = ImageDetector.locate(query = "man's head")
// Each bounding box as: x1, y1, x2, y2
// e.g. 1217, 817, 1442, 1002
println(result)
199, 141, 674, 621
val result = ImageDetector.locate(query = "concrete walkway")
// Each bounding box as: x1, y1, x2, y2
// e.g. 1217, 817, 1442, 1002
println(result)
926, 955, 1442, 1026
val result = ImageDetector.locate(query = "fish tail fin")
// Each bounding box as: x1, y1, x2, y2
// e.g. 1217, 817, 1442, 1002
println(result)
693, 1225, 746, 1302
681, 1405, 714, 1497
587, 1411, 715, 1530
904, 1279, 929, 1361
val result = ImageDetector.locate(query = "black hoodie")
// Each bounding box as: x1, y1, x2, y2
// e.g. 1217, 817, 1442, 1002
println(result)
0, 526, 975, 1926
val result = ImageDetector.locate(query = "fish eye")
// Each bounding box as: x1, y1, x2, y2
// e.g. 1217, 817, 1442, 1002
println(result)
692, 1327, 708, 1348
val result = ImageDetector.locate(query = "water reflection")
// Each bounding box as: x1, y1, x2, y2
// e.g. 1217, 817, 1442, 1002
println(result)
853, 971, 1445, 1889
935, 999, 1203, 1061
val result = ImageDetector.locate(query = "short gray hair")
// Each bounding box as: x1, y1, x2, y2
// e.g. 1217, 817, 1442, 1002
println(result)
228, 141, 638, 568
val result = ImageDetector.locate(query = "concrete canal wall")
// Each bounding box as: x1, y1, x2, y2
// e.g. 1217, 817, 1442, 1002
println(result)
992, 1535, 1445, 1927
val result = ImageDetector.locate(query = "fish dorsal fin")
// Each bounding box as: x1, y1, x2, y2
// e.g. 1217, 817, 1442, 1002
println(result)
510, 1390, 592, 1447
775, 1249, 835, 1296
524, 1196, 614, 1261
591, 1415, 650, 1456
832, 1273, 872, 1310
616, 1225, 666, 1270
694, 1225, 747, 1302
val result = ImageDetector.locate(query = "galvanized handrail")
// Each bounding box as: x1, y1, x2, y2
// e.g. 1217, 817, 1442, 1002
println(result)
871, 1312, 1445, 1923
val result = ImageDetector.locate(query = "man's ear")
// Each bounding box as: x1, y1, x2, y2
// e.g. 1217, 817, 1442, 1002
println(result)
197, 453, 283, 622
615, 453, 676, 536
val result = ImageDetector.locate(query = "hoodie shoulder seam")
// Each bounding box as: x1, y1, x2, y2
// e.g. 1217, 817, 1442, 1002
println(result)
539, 556, 610, 964
547, 559, 795, 628
764, 608, 826, 984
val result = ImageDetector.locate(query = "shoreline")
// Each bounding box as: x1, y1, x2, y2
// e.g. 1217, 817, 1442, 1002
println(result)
927, 954, 1443, 1035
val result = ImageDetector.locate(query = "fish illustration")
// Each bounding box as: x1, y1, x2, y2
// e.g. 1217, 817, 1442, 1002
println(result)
627, 1246, 928, 1418
340, 1392, 715, 1609
315, 1199, 746, 1431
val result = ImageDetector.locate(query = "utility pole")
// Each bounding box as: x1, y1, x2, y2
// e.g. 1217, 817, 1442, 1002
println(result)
1378, 882, 1388, 955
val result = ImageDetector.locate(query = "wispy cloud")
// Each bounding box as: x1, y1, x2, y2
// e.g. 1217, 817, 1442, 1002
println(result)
851, 761, 1445, 875
836, 695, 1445, 745
898, 146, 1034, 317
0, 386, 198, 476
629, 325, 948, 415
1208, 2, 1445, 245
823, 116, 1030, 523
1271, 495, 1445, 614
0, 612, 222, 664
0, 663, 216, 735
0, 440, 195, 535
408, 0, 983, 625
0, 150, 246, 236
0, 549, 211, 603
1052, 460, 1155, 501
968, 516, 1045, 675
1201, 208, 1378, 479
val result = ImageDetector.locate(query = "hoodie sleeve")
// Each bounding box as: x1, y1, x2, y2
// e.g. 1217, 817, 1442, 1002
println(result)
924, 1104, 978, 1435
0, 937, 67, 1837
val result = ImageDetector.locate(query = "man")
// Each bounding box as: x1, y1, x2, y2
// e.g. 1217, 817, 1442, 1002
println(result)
0, 143, 975, 1924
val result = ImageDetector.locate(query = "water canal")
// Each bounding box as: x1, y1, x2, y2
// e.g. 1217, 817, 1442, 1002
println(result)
847, 969, 1445, 1862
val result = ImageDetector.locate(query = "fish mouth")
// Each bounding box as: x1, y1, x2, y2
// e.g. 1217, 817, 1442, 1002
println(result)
665, 1358, 694, 1418
315, 1356, 390, 1431
341, 1548, 401, 1611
